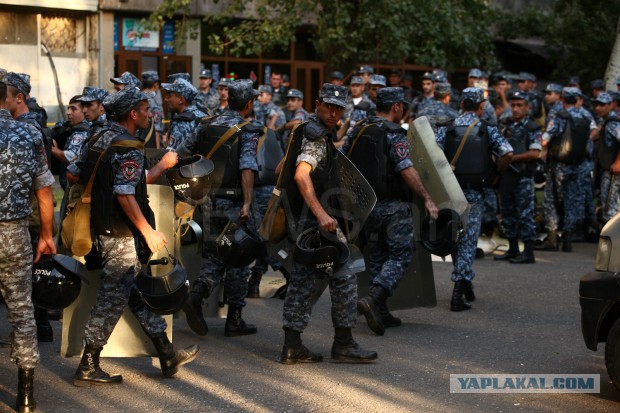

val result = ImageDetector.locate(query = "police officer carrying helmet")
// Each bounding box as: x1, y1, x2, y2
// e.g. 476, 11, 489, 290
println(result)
177, 79, 261, 338
0, 69, 56, 412
436, 87, 513, 311
66, 87, 199, 387
162, 78, 207, 151
494, 91, 542, 264
344, 87, 438, 335
279, 83, 377, 364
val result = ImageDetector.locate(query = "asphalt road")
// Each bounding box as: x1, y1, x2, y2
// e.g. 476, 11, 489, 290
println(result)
1, 241, 619, 413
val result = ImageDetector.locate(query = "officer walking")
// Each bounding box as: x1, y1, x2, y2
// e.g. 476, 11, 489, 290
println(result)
593, 92, 620, 221
0, 70, 56, 413
66, 87, 199, 386
178, 79, 261, 338
162, 78, 207, 150
436, 88, 513, 311
278, 83, 378, 364
344, 87, 438, 335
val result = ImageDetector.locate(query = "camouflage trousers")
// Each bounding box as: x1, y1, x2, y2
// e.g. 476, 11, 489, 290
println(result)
499, 176, 537, 241
248, 185, 285, 276
543, 163, 581, 232
283, 217, 357, 332
578, 160, 595, 223
452, 189, 484, 282
363, 199, 414, 295
600, 171, 620, 222
0, 220, 38, 369
84, 235, 167, 348
197, 198, 249, 308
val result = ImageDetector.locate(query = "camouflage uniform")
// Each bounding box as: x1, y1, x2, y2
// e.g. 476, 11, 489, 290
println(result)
256, 100, 286, 130
200, 88, 220, 112
411, 95, 435, 119
144, 91, 164, 137
162, 79, 208, 151
0, 108, 55, 369
599, 114, 620, 221
62, 119, 90, 165
248, 184, 286, 277
576, 107, 597, 226
417, 99, 458, 133
343, 94, 376, 133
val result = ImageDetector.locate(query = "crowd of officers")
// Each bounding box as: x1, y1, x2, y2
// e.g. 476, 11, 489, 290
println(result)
0, 61, 618, 412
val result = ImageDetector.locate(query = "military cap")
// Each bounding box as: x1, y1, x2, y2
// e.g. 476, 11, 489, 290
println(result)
199, 69, 212, 78
421, 72, 436, 81
516, 72, 536, 82
76, 86, 109, 103
490, 72, 509, 85
319, 83, 348, 108
594, 92, 613, 105
468, 68, 483, 79
0, 68, 7, 83
141, 71, 159, 82
610, 91, 620, 102
567, 76, 580, 86
330, 71, 344, 80
286, 89, 304, 99
110, 71, 142, 88
461, 87, 486, 104
103, 87, 148, 119
544, 83, 563, 93
510, 91, 530, 102
167, 73, 191, 83
6, 72, 31, 96
370, 74, 386, 87
377, 87, 407, 106
228, 79, 259, 105
350, 76, 363, 85
258, 84, 273, 94
435, 82, 452, 95
161, 78, 198, 101
590, 79, 605, 90
561, 87, 580, 99
432, 69, 448, 83
217, 78, 231, 87
358, 65, 374, 74
389, 69, 401, 76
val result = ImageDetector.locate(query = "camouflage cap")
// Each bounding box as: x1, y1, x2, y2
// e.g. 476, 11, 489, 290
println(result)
370, 74, 386, 87
103, 87, 148, 119
435, 82, 453, 95
562, 87, 581, 99
590, 79, 605, 90
258, 84, 273, 94
567, 76, 580, 86
199, 69, 212, 78
490, 72, 509, 85
610, 91, 620, 102
217, 78, 230, 88
421, 71, 435, 81
461, 87, 486, 104
468, 68, 483, 79
544, 83, 563, 93
6, 72, 31, 96
358, 65, 374, 74
228, 79, 259, 105
167, 73, 191, 83
141, 71, 159, 82
432, 69, 448, 83
510, 91, 530, 102
516, 72, 536, 82
0, 68, 7, 83
330, 71, 344, 80
319, 83, 348, 108
389, 69, 401, 75
161, 78, 198, 101
110, 71, 142, 88
286, 88, 304, 99
350, 76, 363, 85
377, 87, 406, 106
594, 92, 613, 105
76, 86, 109, 103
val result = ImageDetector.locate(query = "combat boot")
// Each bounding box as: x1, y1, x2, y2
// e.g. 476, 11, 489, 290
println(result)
510, 240, 535, 264
376, 300, 402, 327
150, 332, 200, 378
357, 285, 387, 336
494, 238, 519, 261
224, 306, 257, 337
279, 329, 323, 364
247, 271, 262, 298
73, 345, 122, 387
464, 280, 476, 302
450, 280, 472, 312
331, 328, 378, 363
183, 282, 208, 336
534, 230, 559, 251
16, 368, 36, 413
562, 232, 572, 252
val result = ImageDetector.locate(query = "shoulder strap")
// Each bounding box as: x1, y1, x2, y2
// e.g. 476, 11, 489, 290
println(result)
274, 121, 306, 191
347, 122, 381, 157
205, 121, 251, 159
450, 120, 479, 170
142, 118, 155, 144
257, 126, 269, 152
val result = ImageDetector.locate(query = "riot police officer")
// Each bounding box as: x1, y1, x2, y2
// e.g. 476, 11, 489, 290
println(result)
110, 71, 142, 92
593, 92, 620, 221
198, 69, 220, 112
344, 87, 438, 335
163, 78, 207, 150
141, 71, 164, 148
66, 87, 199, 386
436, 87, 513, 311
76, 86, 109, 136
338, 76, 376, 141
417, 82, 458, 133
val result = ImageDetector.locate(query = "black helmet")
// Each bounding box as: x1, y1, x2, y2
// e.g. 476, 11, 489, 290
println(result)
166, 155, 214, 205
136, 255, 189, 315
216, 221, 263, 267
420, 209, 462, 257
293, 227, 350, 276
32, 254, 88, 310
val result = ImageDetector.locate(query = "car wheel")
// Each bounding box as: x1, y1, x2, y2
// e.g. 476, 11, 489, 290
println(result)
605, 318, 620, 391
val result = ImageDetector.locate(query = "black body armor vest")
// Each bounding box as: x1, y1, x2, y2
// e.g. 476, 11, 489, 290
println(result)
598, 116, 620, 170
445, 120, 495, 189
501, 119, 540, 176
547, 111, 590, 165
256, 127, 285, 186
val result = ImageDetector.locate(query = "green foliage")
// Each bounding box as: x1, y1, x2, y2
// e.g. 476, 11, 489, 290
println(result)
140, 0, 200, 51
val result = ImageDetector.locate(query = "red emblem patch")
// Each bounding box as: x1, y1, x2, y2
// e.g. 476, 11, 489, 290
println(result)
121, 160, 139, 181
394, 142, 409, 159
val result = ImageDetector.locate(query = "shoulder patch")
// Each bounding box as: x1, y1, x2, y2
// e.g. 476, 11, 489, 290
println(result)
394, 142, 409, 159
120, 160, 139, 181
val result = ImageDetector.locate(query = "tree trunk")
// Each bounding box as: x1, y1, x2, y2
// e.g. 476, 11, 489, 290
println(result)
605, 15, 620, 90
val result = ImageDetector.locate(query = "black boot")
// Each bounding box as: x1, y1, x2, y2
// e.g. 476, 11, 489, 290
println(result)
272, 267, 290, 299
510, 240, 535, 264
73, 344, 122, 386
562, 232, 572, 252
150, 332, 200, 378
224, 306, 257, 337
34, 306, 53, 343
464, 280, 476, 302
375, 300, 402, 327
534, 230, 559, 251
331, 327, 378, 363
494, 238, 519, 261
183, 282, 208, 336
279, 329, 323, 364
247, 271, 262, 299
357, 285, 387, 336
450, 280, 472, 312
16, 368, 36, 413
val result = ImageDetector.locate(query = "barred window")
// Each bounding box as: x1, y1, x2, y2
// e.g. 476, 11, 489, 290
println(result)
41, 15, 78, 53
